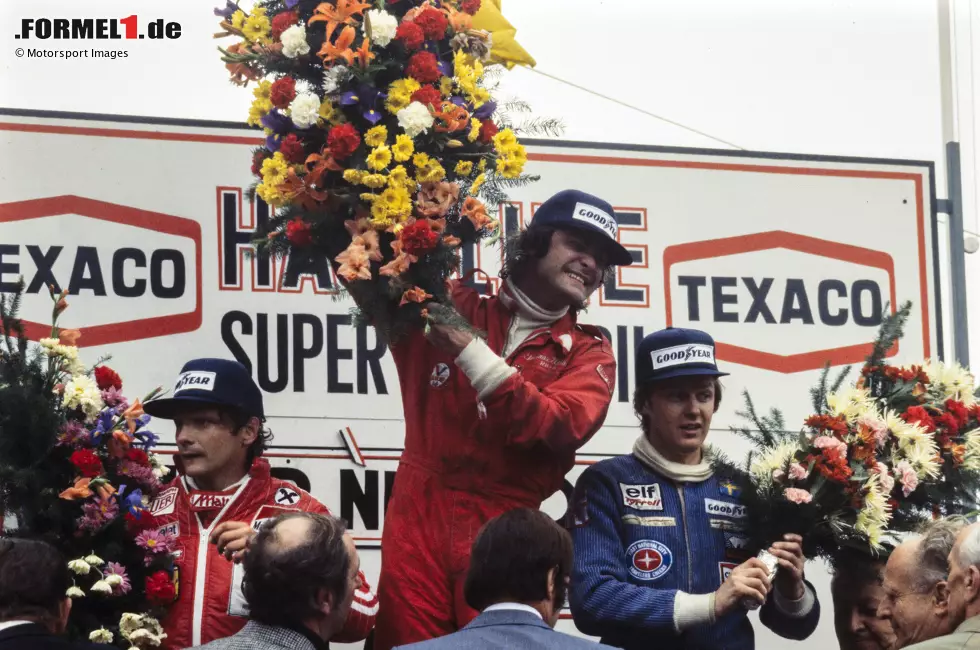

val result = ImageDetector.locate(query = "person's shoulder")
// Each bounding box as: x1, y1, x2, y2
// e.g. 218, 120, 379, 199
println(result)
902, 634, 972, 650
530, 626, 615, 649
265, 477, 325, 513
587, 453, 644, 479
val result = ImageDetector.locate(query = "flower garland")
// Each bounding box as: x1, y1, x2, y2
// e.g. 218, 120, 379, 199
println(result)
0, 285, 173, 648
215, 0, 535, 341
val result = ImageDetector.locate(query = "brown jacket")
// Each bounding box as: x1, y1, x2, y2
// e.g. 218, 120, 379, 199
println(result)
905, 617, 980, 650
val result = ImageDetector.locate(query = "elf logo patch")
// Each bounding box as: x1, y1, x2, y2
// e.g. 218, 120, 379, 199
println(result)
663, 231, 901, 373
704, 499, 747, 519
0, 195, 202, 347
573, 202, 618, 239
627, 540, 673, 581
174, 371, 216, 393
150, 486, 178, 516
620, 483, 664, 511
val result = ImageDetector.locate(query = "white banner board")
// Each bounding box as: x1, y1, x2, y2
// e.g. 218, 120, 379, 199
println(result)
0, 110, 941, 647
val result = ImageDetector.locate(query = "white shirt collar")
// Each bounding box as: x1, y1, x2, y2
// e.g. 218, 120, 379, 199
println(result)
0, 621, 34, 633
483, 603, 543, 620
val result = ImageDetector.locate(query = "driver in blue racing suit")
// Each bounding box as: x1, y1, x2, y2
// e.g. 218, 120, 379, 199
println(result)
568, 327, 820, 650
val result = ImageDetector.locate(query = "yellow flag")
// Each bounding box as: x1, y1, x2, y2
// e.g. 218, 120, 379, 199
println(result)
471, 0, 536, 69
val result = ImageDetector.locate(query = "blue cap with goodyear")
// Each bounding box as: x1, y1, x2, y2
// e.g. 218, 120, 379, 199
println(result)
143, 358, 264, 420
530, 189, 634, 266
636, 327, 730, 384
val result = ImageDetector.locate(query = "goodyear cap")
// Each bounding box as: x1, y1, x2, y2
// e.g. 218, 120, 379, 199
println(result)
530, 189, 634, 266
143, 358, 264, 420
636, 327, 729, 384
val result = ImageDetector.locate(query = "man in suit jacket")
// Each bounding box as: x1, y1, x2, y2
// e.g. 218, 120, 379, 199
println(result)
193, 511, 363, 650
0, 538, 104, 650
395, 508, 616, 650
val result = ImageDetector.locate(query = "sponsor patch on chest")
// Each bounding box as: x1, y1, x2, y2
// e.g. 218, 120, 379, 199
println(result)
429, 363, 451, 388
709, 518, 746, 532
149, 486, 178, 516
519, 353, 568, 372
620, 483, 664, 511
719, 561, 738, 583
156, 522, 179, 539
189, 492, 232, 510
704, 498, 747, 519
622, 515, 676, 527
627, 539, 673, 581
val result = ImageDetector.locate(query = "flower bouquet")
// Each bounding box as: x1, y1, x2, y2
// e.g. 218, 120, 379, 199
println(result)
215, 0, 542, 342
0, 282, 174, 648
714, 302, 980, 584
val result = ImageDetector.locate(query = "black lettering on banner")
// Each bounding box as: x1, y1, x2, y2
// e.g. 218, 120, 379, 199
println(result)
150, 249, 185, 299
112, 248, 146, 298
356, 324, 388, 394
711, 277, 738, 323
292, 314, 324, 392
0, 245, 18, 292
281, 253, 335, 292
222, 311, 254, 372
26, 246, 62, 294
779, 279, 814, 324
743, 277, 776, 324
601, 209, 645, 304
677, 276, 706, 321
68, 246, 107, 296
257, 313, 289, 393
852, 280, 883, 327
818, 279, 848, 327
327, 314, 354, 394
221, 191, 272, 289
341, 469, 380, 530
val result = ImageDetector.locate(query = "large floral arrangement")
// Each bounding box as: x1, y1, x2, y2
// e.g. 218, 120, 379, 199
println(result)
215, 0, 540, 341
716, 303, 980, 561
0, 283, 173, 648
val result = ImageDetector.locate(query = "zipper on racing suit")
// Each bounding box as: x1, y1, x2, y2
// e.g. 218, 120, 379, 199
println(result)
676, 483, 694, 591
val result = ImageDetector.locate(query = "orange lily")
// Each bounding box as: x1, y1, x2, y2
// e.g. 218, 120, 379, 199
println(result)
309, 0, 372, 36
400, 286, 433, 306
443, 235, 461, 247
95, 482, 116, 502
317, 24, 358, 66
306, 150, 344, 187
354, 33, 375, 69
108, 433, 130, 459
60, 477, 92, 501
951, 443, 967, 466
461, 196, 492, 230
354, 230, 383, 262
335, 243, 373, 282
58, 328, 82, 346
444, 6, 473, 33
123, 399, 144, 436
433, 103, 471, 133
278, 168, 329, 211
379, 240, 418, 277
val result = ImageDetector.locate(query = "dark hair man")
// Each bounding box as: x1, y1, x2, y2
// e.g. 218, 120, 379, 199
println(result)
192, 512, 362, 650
0, 538, 104, 649
394, 508, 616, 650
373, 189, 633, 649
142, 359, 376, 649
569, 327, 821, 650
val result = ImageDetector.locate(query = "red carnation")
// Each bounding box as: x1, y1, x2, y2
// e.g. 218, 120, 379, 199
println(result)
461, 0, 482, 14
251, 150, 269, 177
70, 450, 103, 478
479, 119, 499, 143
125, 510, 155, 535
126, 448, 150, 467
271, 11, 298, 41
946, 399, 970, 428
278, 133, 306, 164
400, 220, 440, 256
94, 365, 123, 391
396, 20, 425, 50
936, 412, 961, 436
146, 571, 176, 606
411, 85, 442, 108
285, 218, 313, 247
414, 7, 448, 40
270, 77, 297, 110
903, 405, 936, 432
405, 51, 442, 83
327, 123, 361, 160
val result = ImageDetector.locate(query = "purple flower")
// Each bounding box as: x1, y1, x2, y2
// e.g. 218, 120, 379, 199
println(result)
58, 421, 85, 446
135, 429, 160, 451
261, 110, 292, 135
105, 562, 132, 595
118, 485, 146, 517
340, 86, 386, 125
265, 133, 283, 152
118, 461, 161, 492
101, 386, 129, 409
473, 100, 497, 121
285, 0, 299, 7
214, 1, 238, 19
135, 529, 175, 555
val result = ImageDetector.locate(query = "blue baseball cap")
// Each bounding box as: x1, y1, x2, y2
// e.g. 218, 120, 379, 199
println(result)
636, 327, 729, 384
143, 358, 264, 420
531, 189, 633, 266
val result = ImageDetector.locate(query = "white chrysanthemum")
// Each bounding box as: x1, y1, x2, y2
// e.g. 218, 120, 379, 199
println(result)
855, 475, 892, 549
68, 559, 91, 575
323, 65, 352, 95
40, 338, 80, 360
365, 9, 398, 46
963, 428, 980, 471
923, 360, 977, 405
884, 409, 931, 449
119, 613, 142, 636
105, 574, 123, 587
750, 442, 799, 483
397, 101, 436, 138
902, 437, 942, 479
66, 586, 85, 598
280, 24, 310, 58
84, 554, 104, 566
289, 92, 322, 128
119, 613, 165, 642
89, 628, 113, 644
63, 375, 104, 420
90, 580, 112, 595
826, 386, 875, 422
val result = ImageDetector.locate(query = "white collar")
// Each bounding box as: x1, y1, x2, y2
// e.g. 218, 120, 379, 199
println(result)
0, 621, 34, 633
483, 603, 543, 620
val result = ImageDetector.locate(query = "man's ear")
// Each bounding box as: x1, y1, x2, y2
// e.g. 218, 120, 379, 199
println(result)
316, 587, 335, 618
934, 580, 951, 616
56, 597, 71, 634
241, 416, 260, 447
967, 566, 980, 601
546, 567, 557, 603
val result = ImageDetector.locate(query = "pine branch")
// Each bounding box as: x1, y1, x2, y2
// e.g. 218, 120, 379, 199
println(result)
864, 301, 913, 371
513, 117, 565, 138
731, 389, 792, 447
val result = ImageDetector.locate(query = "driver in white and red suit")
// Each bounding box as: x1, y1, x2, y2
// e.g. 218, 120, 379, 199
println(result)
141, 358, 377, 649
374, 189, 634, 650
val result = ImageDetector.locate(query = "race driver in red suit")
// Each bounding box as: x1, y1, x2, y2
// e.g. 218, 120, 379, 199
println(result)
142, 358, 377, 649
374, 189, 635, 650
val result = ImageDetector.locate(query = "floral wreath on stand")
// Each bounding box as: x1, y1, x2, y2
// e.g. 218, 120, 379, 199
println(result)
214, 0, 549, 342
0, 283, 175, 648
